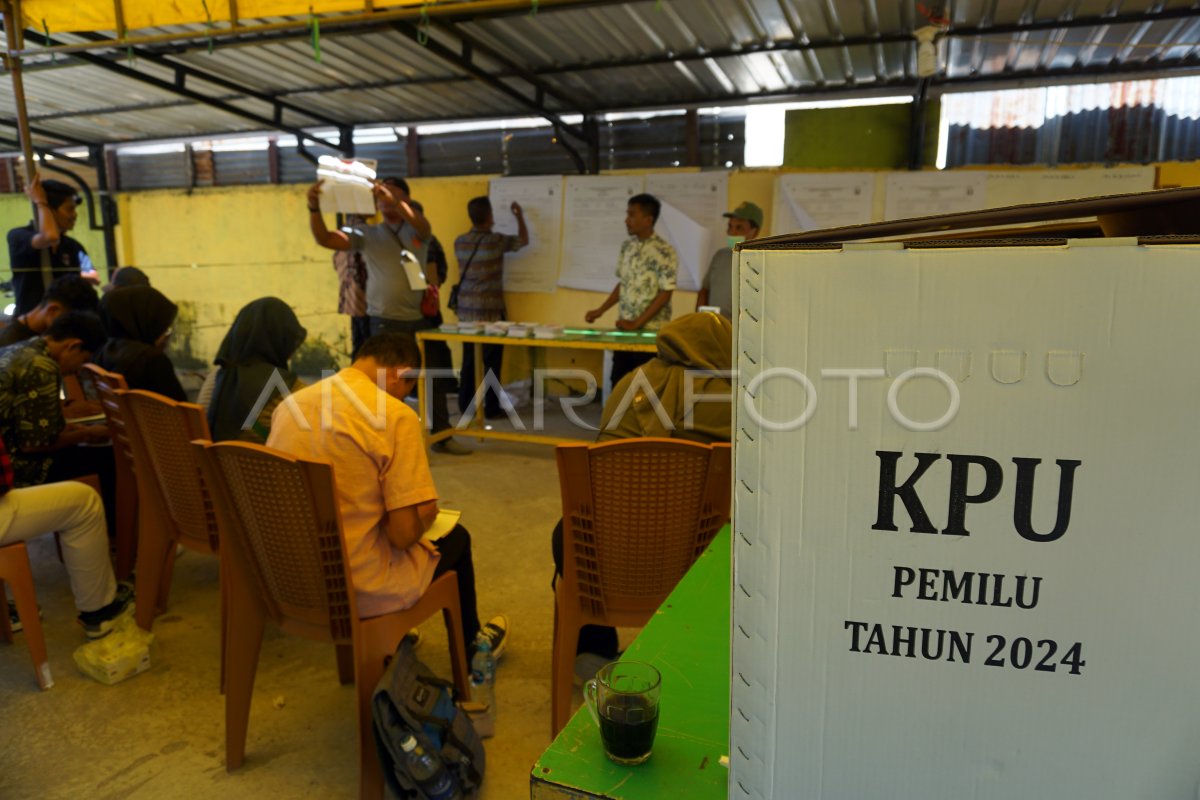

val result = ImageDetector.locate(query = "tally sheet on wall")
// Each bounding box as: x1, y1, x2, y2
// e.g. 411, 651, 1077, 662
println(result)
772, 172, 876, 235
488, 176, 564, 294
557, 175, 644, 293
645, 171, 730, 291
883, 171, 988, 220
731, 240, 1200, 799
655, 201, 711, 292
984, 166, 1156, 208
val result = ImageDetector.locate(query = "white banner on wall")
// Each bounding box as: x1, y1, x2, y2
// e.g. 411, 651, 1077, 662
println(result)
772, 172, 876, 234
985, 166, 1155, 208
884, 171, 988, 220
645, 171, 730, 291
488, 175, 564, 294
557, 175, 645, 293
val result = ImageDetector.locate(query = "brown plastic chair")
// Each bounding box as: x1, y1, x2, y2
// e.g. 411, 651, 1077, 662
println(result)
193, 440, 471, 800
114, 389, 218, 631
0, 542, 52, 690
79, 363, 137, 580
552, 438, 732, 736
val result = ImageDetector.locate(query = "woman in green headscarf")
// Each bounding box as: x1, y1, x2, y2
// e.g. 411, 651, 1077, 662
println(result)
204, 297, 306, 443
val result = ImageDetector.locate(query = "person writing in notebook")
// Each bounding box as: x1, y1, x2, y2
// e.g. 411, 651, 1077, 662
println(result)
267, 332, 508, 660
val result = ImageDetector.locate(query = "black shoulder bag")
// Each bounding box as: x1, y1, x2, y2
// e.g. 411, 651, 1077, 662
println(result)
448, 233, 485, 313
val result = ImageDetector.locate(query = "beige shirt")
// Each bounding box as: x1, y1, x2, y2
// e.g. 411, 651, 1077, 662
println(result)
266, 367, 439, 618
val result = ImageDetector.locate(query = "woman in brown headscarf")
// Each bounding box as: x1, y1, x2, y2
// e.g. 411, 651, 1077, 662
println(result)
554, 311, 733, 675
597, 311, 733, 443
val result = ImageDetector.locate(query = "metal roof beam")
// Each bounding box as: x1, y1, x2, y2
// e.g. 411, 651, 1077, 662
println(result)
68, 31, 346, 129
21, 31, 345, 153
949, 7, 1200, 38
386, 21, 590, 172
433, 19, 580, 112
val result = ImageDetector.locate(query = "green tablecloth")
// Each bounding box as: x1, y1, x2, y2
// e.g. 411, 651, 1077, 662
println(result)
531, 527, 730, 799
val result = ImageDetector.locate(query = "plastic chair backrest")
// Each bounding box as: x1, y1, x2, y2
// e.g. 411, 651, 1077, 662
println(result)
556, 438, 731, 621
117, 389, 218, 553
194, 440, 357, 642
80, 363, 133, 472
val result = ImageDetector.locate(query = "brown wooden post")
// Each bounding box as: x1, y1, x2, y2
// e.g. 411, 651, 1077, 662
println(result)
406, 127, 421, 177
685, 108, 700, 167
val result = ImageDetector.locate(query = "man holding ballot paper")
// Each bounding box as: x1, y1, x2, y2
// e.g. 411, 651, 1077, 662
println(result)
306, 175, 468, 455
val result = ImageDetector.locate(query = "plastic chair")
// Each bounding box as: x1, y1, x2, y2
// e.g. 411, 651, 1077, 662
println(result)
193, 440, 471, 800
114, 389, 218, 631
0, 542, 52, 690
552, 438, 732, 736
78, 363, 137, 580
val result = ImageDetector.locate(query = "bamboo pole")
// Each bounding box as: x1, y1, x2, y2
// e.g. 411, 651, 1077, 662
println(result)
3, 0, 36, 180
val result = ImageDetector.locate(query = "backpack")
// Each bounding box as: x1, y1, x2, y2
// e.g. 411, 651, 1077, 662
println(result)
372, 638, 486, 799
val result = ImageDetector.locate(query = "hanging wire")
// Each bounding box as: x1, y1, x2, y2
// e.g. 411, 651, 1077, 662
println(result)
309, 8, 322, 63
41, 19, 55, 63
201, 0, 215, 54
418, 1, 431, 46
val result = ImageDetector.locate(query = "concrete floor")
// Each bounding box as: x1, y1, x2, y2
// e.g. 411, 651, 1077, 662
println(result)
0, 400, 622, 799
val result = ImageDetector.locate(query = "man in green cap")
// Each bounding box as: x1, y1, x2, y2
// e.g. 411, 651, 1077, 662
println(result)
696, 201, 763, 319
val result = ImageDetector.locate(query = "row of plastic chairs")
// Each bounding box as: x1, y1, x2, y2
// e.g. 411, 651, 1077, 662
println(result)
6, 365, 469, 800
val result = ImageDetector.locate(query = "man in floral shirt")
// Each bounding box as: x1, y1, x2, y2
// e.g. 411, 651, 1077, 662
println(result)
0, 312, 111, 496
585, 193, 677, 386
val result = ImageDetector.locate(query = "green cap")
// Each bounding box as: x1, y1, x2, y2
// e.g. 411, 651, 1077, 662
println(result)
723, 201, 764, 229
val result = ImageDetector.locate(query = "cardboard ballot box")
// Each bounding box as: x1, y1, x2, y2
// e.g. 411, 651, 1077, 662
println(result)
730, 188, 1200, 800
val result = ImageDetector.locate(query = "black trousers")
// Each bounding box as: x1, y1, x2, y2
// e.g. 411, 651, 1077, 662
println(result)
46, 444, 117, 540
551, 518, 620, 659
432, 523, 481, 650
349, 316, 372, 361
610, 351, 654, 390
369, 316, 455, 433
458, 342, 504, 419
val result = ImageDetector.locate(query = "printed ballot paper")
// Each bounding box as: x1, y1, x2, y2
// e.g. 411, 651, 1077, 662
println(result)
316, 155, 378, 215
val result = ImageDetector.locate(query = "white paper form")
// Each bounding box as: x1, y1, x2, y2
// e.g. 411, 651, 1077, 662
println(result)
883, 171, 988, 221
488, 176, 564, 294
655, 201, 711, 292
316, 156, 378, 216
645, 171, 729, 291
772, 173, 875, 234
558, 175, 644, 293
985, 166, 1155, 209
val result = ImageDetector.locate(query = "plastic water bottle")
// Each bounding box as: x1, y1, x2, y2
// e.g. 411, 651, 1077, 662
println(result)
470, 638, 496, 735
399, 734, 462, 800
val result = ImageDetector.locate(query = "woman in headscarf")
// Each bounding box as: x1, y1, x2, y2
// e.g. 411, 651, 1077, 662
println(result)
95, 285, 186, 401
553, 311, 733, 678
204, 297, 306, 443
597, 310, 733, 443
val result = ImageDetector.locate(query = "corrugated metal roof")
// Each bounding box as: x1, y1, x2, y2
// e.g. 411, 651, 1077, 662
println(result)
4, 0, 1199, 150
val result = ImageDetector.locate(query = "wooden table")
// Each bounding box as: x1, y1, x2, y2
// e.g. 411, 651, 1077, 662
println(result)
415, 328, 657, 447
530, 528, 731, 800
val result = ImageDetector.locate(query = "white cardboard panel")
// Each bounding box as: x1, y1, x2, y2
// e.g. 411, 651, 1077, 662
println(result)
731, 241, 1200, 799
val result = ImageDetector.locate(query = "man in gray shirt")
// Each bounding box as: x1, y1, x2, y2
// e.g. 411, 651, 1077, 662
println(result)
696, 201, 763, 319
306, 177, 468, 454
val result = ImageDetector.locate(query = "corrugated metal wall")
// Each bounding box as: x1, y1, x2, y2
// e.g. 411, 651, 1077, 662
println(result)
106, 113, 747, 190
943, 76, 1200, 167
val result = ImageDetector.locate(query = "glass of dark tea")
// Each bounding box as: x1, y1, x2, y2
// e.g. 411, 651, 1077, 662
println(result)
584, 661, 661, 765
